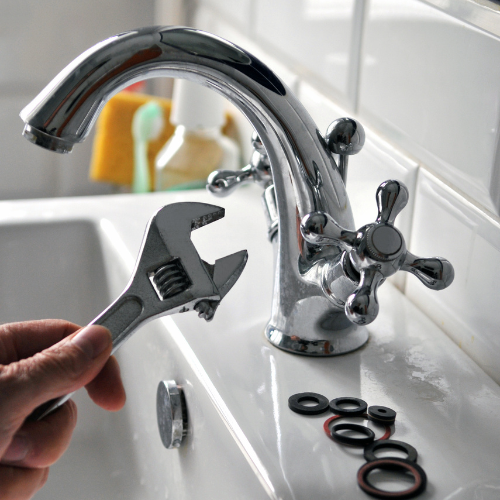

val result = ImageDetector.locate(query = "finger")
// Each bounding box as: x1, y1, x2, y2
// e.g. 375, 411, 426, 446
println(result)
1, 400, 77, 468
0, 325, 112, 428
0, 465, 49, 500
85, 356, 126, 412
0, 320, 80, 364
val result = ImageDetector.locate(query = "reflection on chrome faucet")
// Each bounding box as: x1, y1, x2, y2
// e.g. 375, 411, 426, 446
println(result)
20, 26, 454, 357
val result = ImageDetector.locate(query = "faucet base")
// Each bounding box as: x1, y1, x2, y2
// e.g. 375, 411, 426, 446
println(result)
266, 292, 369, 356
265, 324, 369, 356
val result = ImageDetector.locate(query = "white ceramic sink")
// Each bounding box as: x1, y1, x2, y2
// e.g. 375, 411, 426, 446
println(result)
0, 220, 109, 326
0, 186, 498, 499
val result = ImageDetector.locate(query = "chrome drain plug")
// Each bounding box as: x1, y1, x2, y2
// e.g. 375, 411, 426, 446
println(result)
156, 380, 187, 449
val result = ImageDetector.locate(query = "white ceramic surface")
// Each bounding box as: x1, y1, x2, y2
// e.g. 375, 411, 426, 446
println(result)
194, 0, 253, 32
0, 0, 155, 88
192, 8, 299, 93
299, 82, 419, 289
406, 168, 500, 385
359, 0, 500, 215
0, 187, 495, 499
0, 219, 108, 325
254, 0, 358, 107
419, 0, 500, 38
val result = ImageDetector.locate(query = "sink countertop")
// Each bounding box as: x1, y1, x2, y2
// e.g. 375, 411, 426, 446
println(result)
2, 186, 499, 499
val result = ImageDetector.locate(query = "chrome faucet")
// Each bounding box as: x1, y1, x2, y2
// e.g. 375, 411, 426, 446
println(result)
20, 26, 454, 356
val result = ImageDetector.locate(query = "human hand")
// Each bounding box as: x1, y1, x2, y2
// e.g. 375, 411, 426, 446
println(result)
0, 320, 126, 499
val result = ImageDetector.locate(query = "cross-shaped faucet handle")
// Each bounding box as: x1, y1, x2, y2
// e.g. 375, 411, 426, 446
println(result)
301, 180, 454, 325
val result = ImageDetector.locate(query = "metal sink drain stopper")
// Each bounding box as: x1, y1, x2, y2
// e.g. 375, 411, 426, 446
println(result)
157, 380, 187, 449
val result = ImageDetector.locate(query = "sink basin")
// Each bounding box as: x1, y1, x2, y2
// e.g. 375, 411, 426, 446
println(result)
10, 187, 275, 500
0, 220, 109, 325
0, 187, 497, 499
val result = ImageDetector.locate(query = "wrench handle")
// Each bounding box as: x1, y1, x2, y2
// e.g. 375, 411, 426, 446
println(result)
28, 294, 145, 421
92, 294, 145, 355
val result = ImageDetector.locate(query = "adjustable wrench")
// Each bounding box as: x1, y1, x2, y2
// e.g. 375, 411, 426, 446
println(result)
31, 202, 248, 420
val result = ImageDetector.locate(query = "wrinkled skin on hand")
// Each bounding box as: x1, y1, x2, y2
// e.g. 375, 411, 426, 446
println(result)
0, 320, 126, 500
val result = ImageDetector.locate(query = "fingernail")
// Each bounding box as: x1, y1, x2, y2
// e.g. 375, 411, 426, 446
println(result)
72, 326, 111, 359
3, 435, 30, 462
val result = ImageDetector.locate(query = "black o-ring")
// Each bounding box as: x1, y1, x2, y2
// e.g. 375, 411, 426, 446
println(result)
330, 423, 375, 446
364, 440, 418, 463
288, 392, 329, 415
357, 457, 427, 499
329, 397, 368, 417
368, 405, 397, 423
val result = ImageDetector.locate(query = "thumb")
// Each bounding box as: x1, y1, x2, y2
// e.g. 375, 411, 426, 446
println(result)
0, 325, 112, 421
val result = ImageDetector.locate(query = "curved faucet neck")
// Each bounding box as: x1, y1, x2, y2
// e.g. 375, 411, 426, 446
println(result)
20, 26, 358, 351
21, 26, 353, 224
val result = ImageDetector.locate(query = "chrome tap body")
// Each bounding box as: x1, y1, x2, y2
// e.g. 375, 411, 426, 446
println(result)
20, 26, 453, 356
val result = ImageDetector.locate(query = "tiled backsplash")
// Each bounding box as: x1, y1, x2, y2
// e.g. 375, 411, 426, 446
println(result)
360, 0, 500, 216
407, 169, 500, 383
2, 1, 500, 383
190, 0, 500, 383
254, 0, 358, 108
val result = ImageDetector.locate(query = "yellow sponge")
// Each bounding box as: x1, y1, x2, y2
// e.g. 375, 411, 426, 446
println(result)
90, 91, 240, 190
90, 92, 175, 188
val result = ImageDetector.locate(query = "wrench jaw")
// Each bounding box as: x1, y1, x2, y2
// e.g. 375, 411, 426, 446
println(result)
154, 202, 225, 235
194, 299, 220, 322
194, 249, 249, 321
130, 202, 248, 323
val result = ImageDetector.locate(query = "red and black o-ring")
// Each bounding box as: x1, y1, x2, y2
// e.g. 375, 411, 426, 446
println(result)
359, 440, 424, 498
323, 414, 392, 446
357, 457, 427, 499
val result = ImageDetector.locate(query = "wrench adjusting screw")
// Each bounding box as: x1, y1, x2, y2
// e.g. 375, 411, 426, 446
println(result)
150, 258, 192, 300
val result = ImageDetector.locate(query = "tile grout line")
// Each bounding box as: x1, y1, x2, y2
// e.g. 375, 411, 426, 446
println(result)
348, 0, 368, 114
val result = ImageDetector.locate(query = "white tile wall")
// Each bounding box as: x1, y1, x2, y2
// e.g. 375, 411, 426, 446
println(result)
299, 82, 419, 290
0, 0, 152, 90
406, 169, 500, 384
194, 0, 253, 34
360, 0, 500, 216
254, 0, 359, 108
192, 7, 299, 93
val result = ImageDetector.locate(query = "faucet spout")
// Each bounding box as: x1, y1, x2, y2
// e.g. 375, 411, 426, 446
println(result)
21, 26, 369, 356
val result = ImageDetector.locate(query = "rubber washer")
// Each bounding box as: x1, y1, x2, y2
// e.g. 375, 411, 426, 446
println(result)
357, 457, 427, 499
368, 405, 397, 423
288, 392, 329, 415
330, 423, 375, 446
329, 397, 367, 417
364, 439, 418, 463
324, 415, 392, 442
